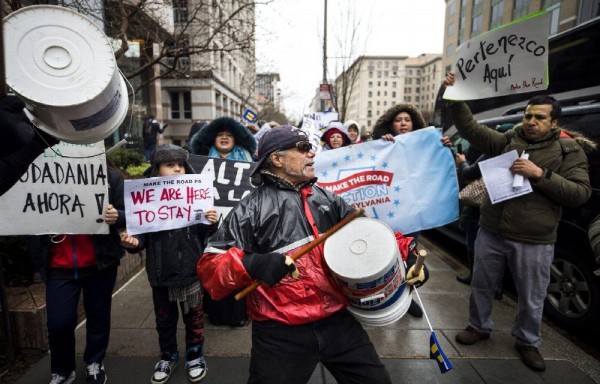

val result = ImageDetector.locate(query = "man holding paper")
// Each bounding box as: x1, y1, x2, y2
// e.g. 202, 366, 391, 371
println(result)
444, 72, 595, 372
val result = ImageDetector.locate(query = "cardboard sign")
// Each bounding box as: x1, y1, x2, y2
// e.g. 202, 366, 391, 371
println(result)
444, 12, 549, 100
306, 111, 339, 129
188, 155, 257, 222
301, 116, 323, 154
0, 142, 109, 235
124, 174, 215, 235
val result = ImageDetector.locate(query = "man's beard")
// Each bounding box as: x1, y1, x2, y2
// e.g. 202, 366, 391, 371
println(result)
283, 162, 310, 182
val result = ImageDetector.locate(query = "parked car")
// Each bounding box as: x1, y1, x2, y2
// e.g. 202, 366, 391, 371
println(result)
440, 93, 600, 333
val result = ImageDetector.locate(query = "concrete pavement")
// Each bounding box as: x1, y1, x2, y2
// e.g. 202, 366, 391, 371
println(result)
15, 235, 600, 383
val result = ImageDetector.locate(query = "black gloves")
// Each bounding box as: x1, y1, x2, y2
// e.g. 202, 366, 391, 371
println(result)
405, 239, 429, 288
0, 95, 36, 156
242, 252, 298, 286
0, 95, 59, 157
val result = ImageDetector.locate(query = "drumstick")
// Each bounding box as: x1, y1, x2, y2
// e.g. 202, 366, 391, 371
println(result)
234, 208, 364, 300
413, 249, 427, 275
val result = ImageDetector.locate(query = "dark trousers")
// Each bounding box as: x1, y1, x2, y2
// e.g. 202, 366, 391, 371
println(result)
152, 286, 205, 356
46, 266, 117, 375
249, 309, 391, 384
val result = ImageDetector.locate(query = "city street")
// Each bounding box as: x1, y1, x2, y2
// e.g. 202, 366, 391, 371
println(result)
13, 233, 600, 384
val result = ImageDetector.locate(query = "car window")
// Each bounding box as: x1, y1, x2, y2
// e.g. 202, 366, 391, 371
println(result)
561, 112, 600, 188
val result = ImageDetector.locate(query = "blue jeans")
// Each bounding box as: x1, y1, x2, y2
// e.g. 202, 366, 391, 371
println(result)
249, 309, 391, 384
144, 142, 156, 162
46, 266, 117, 375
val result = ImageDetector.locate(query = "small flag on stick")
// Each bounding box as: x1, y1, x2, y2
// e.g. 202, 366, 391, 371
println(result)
430, 331, 453, 373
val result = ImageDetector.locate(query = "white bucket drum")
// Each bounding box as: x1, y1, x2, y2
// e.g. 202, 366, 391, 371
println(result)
3, 5, 129, 144
324, 217, 411, 326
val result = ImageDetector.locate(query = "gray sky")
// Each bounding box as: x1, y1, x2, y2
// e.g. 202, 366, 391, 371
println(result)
255, 0, 446, 119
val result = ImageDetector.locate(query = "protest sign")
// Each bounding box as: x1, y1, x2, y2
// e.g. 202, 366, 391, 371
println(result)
188, 155, 256, 221
0, 142, 109, 235
444, 11, 549, 100
306, 111, 339, 129
301, 116, 323, 154
314, 128, 459, 234
124, 174, 215, 235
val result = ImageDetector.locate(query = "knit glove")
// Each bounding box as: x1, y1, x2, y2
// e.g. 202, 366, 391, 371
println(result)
242, 252, 298, 286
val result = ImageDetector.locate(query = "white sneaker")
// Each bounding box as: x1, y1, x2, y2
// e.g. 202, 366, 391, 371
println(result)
49, 371, 75, 384
186, 356, 207, 382
151, 353, 178, 384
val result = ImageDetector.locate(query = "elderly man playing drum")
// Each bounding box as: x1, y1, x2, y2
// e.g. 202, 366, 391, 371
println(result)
197, 125, 429, 383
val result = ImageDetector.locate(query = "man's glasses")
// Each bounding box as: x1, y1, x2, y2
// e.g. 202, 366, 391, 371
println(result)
294, 141, 315, 153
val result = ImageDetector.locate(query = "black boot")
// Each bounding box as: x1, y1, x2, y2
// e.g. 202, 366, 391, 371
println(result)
456, 251, 474, 285
456, 272, 472, 285
407, 299, 423, 318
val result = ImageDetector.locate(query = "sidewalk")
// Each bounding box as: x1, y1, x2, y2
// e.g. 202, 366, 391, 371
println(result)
16, 236, 600, 383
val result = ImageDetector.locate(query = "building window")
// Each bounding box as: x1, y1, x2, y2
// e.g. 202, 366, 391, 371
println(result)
406, 78, 412, 85
377, 91, 380, 96
415, 96, 420, 102
377, 100, 380, 106
446, 43, 454, 56
544, 0, 561, 34
369, 71, 373, 78
173, 0, 188, 23
368, 91, 372, 97
169, 91, 191, 119
392, 81, 397, 87
513, 0, 529, 20
368, 101, 372, 107
448, 0, 456, 15
490, 0, 504, 29
377, 81, 381, 86
471, 0, 484, 37
384, 71, 389, 77
367, 110, 372, 117
392, 91, 396, 98
447, 22, 455, 37
377, 71, 382, 78
406, 96, 411, 102
368, 81, 373, 87
368, 120, 371, 127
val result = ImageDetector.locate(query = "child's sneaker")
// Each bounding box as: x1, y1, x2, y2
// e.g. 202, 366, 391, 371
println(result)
151, 352, 179, 384
49, 371, 75, 384
86, 362, 107, 384
186, 356, 207, 382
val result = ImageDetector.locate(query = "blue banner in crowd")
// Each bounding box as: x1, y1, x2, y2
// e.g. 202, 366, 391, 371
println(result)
313, 127, 459, 234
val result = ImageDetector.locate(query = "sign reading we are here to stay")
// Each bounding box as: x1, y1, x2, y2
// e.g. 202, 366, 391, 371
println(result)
124, 174, 215, 235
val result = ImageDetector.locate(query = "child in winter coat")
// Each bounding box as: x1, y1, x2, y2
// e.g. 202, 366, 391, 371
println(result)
120, 144, 218, 384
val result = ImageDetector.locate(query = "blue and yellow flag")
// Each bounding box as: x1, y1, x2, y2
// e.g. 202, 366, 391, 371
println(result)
430, 332, 453, 373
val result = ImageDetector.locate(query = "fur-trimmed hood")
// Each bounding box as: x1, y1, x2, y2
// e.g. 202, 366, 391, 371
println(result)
189, 117, 257, 156
372, 104, 426, 139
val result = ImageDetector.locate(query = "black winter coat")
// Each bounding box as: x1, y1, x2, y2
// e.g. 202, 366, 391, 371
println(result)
132, 223, 217, 288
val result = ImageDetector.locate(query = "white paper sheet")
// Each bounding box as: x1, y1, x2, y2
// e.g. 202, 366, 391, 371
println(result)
479, 150, 533, 204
